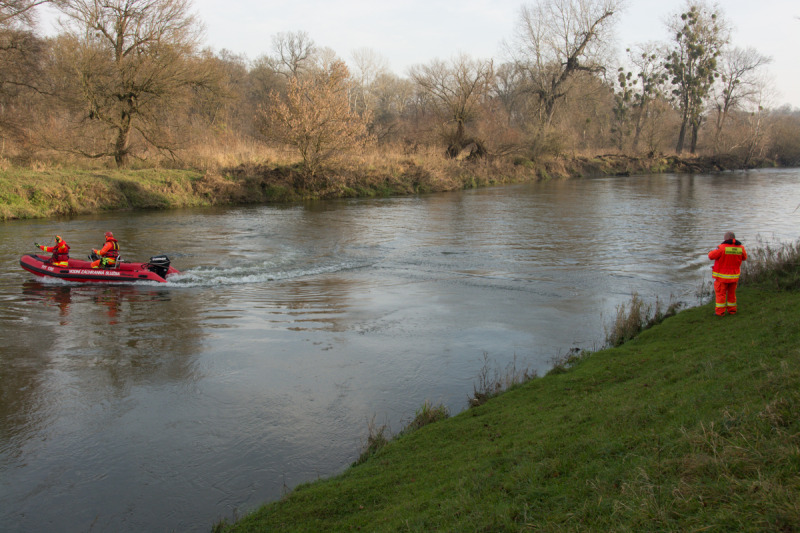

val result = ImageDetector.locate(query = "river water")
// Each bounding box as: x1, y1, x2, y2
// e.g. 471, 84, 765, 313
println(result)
1, 169, 798, 532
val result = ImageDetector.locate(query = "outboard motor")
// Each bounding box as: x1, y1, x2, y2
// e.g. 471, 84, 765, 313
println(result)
147, 255, 171, 279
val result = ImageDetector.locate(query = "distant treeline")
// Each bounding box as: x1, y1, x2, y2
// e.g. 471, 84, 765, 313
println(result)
1, 0, 799, 184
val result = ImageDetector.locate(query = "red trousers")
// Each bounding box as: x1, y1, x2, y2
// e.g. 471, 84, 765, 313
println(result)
714, 279, 738, 316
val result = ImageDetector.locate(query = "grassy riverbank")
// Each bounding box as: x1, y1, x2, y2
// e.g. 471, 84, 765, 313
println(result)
217, 278, 800, 531
0, 151, 777, 221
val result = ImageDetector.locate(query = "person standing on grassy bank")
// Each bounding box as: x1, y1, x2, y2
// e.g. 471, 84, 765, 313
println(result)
709, 231, 747, 316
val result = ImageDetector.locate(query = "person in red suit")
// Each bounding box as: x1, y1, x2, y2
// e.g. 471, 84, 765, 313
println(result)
38, 235, 70, 267
91, 231, 120, 268
708, 231, 747, 316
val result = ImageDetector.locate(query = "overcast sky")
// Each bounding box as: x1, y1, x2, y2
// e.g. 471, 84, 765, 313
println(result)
43, 0, 800, 108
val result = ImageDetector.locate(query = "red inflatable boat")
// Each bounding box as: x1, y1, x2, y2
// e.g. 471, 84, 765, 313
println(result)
20, 254, 180, 283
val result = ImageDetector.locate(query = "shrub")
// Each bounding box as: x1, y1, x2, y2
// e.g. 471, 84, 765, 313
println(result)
352, 416, 390, 466
470, 353, 535, 408
546, 347, 591, 376
404, 401, 449, 432
605, 292, 681, 347
739, 237, 800, 291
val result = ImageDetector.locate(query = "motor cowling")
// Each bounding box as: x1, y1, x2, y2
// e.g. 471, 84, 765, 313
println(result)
147, 255, 171, 278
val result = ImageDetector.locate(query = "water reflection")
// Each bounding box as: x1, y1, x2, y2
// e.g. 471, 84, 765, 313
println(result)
1, 281, 205, 464
22, 281, 74, 319
1, 169, 799, 532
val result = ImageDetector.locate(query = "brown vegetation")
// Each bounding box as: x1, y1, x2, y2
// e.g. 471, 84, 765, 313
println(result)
259, 60, 372, 185
0, 0, 798, 196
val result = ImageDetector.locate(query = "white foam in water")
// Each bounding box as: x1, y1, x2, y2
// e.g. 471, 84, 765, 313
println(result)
36, 275, 166, 287
165, 260, 371, 287
30, 260, 370, 288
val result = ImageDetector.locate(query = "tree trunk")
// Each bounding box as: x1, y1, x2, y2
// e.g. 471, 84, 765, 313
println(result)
455, 119, 465, 146
712, 104, 724, 152
631, 103, 646, 152
675, 118, 687, 154
543, 95, 557, 128
690, 118, 700, 154
114, 116, 131, 168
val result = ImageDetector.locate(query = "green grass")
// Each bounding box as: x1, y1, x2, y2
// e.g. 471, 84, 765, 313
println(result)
3, 152, 770, 221
218, 284, 800, 532
0, 167, 208, 219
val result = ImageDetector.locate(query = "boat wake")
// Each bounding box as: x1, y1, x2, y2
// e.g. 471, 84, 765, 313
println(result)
165, 260, 371, 287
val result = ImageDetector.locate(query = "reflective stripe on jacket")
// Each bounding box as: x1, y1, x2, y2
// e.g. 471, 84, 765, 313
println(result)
709, 240, 746, 281
44, 241, 70, 263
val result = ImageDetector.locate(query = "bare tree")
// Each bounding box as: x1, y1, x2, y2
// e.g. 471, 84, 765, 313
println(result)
712, 46, 771, 151
349, 47, 389, 116
492, 61, 528, 129
248, 54, 286, 102
311, 45, 340, 74
53, 0, 209, 166
1, 0, 52, 145
351, 47, 389, 87
409, 54, 493, 156
186, 49, 252, 139
1, 0, 51, 27
260, 60, 372, 184
739, 76, 771, 165
369, 71, 415, 144
770, 107, 800, 167
271, 30, 315, 79
508, 0, 622, 128
0, 28, 44, 144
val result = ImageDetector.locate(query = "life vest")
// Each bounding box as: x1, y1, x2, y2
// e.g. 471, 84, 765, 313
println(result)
50, 241, 70, 263
104, 237, 120, 259
709, 239, 746, 281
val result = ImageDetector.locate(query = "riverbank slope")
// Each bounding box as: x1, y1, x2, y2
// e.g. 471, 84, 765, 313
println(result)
219, 285, 800, 532
0, 153, 776, 221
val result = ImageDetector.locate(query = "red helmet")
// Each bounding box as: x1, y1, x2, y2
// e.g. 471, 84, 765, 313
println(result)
55, 235, 62, 243
105, 231, 113, 239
